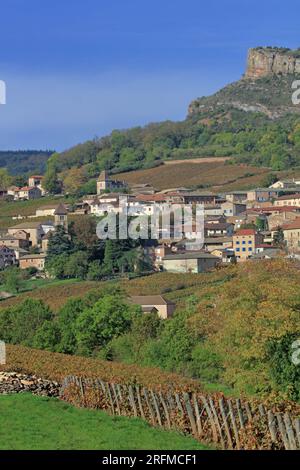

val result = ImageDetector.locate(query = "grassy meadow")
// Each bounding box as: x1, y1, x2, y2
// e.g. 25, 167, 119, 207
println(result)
0, 394, 211, 450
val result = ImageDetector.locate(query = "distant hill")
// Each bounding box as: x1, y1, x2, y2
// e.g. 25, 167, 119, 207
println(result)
0, 150, 54, 176
45, 47, 300, 194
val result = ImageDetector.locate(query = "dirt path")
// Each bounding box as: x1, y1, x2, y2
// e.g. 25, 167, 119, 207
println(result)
163, 157, 231, 165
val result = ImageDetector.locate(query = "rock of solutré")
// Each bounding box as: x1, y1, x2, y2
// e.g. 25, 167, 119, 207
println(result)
245, 47, 300, 79
0, 371, 60, 397
188, 46, 300, 119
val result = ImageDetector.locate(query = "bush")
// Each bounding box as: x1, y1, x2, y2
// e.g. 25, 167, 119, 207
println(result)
0, 299, 53, 346
190, 344, 224, 382
266, 333, 300, 401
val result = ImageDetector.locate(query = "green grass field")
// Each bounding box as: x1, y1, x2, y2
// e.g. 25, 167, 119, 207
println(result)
0, 394, 211, 450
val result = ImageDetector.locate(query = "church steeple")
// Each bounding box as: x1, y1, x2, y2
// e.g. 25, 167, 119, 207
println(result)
54, 204, 68, 232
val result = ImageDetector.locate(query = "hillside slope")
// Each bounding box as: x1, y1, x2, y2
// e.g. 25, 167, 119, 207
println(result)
1, 260, 300, 401
44, 46, 300, 194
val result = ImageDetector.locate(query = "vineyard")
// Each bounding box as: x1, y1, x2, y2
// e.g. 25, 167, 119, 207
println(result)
62, 375, 300, 450
0, 270, 225, 311
115, 161, 270, 191
0, 344, 202, 391
2, 344, 300, 450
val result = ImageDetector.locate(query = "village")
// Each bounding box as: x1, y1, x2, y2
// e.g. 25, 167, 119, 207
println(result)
1, 169, 300, 275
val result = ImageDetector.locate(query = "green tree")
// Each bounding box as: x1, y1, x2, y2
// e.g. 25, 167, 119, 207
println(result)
64, 251, 90, 279
33, 321, 61, 351
273, 227, 285, 248
46, 226, 73, 258
1, 267, 24, 294
86, 260, 103, 280
0, 168, 12, 190
75, 293, 139, 355
256, 217, 266, 231
142, 313, 195, 373
56, 298, 87, 354
45, 253, 69, 279
0, 299, 53, 346
43, 162, 61, 194
102, 240, 121, 274
190, 344, 224, 382
70, 216, 99, 252
266, 333, 300, 401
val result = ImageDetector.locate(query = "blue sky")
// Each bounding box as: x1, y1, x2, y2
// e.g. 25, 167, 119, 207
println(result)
0, 0, 299, 150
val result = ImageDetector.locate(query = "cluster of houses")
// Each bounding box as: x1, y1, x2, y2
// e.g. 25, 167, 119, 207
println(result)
86, 174, 300, 269
2, 170, 300, 275
4, 175, 46, 201
75, 173, 300, 273
0, 203, 68, 272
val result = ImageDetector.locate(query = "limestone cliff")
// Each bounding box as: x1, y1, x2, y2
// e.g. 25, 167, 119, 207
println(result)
246, 47, 300, 79
188, 47, 300, 118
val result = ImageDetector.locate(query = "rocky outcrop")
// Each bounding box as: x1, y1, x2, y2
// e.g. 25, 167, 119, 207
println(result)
0, 371, 60, 396
188, 47, 300, 118
246, 47, 300, 79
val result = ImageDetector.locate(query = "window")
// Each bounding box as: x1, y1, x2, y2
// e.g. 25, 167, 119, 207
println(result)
248, 240, 252, 244
242, 248, 246, 252
236, 248, 240, 252
248, 247, 252, 252
242, 241, 246, 245
236, 241, 240, 245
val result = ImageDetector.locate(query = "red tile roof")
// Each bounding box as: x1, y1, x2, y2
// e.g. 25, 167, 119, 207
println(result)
235, 229, 256, 236
136, 194, 166, 202
276, 194, 300, 201
250, 206, 300, 213
282, 218, 300, 230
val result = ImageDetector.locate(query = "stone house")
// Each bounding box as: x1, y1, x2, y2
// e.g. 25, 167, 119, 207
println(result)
154, 244, 173, 270
203, 236, 233, 252
28, 175, 46, 195
247, 188, 279, 203
0, 234, 29, 249
96, 170, 126, 195
211, 248, 236, 263
35, 205, 61, 217
221, 201, 247, 217
17, 186, 42, 200
19, 254, 46, 271
282, 219, 300, 254
270, 179, 300, 189
274, 194, 300, 207
162, 251, 220, 273
233, 229, 264, 261
130, 295, 176, 319
8, 222, 44, 247
204, 222, 234, 237
225, 191, 247, 203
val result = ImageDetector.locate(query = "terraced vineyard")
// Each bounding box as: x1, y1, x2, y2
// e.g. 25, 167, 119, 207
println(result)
0, 270, 228, 311
115, 161, 271, 191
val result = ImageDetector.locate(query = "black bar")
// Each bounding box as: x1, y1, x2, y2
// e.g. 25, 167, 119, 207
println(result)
0, 450, 298, 467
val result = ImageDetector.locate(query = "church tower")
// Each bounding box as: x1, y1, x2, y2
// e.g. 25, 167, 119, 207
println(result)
97, 170, 110, 195
54, 203, 68, 232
